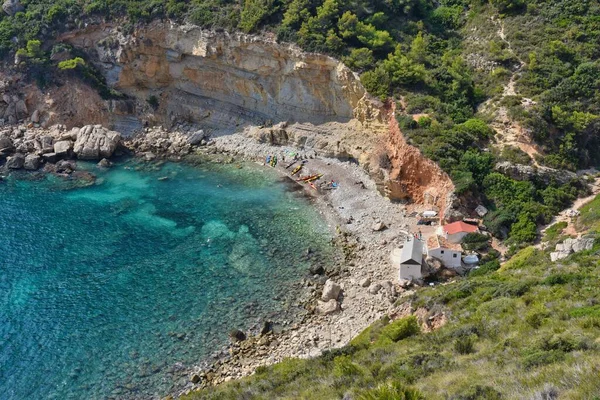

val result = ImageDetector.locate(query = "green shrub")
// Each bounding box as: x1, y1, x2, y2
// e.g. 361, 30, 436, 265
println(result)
454, 335, 476, 354
377, 316, 420, 344
522, 349, 565, 369
543, 221, 568, 242
570, 305, 600, 318
357, 381, 425, 400
333, 355, 362, 377
57, 57, 85, 70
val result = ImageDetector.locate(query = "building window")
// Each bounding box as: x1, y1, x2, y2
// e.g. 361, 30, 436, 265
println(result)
453, 253, 457, 258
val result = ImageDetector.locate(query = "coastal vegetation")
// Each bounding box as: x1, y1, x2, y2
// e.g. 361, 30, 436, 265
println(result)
182, 198, 600, 399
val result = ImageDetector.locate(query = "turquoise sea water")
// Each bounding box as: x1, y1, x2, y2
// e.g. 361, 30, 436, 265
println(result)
0, 160, 333, 399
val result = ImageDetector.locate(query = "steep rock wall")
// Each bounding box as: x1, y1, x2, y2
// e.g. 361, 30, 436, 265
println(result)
61, 22, 368, 131
52, 23, 454, 209
383, 103, 455, 217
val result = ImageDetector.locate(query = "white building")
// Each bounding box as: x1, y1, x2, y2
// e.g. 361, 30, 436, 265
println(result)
439, 221, 479, 244
426, 235, 462, 268
397, 238, 424, 280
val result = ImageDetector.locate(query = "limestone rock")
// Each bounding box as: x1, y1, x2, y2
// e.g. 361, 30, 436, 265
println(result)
321, 279, 342, 301
5, 153, 24, 169
380, 280, 397, 298
40, 136, 54, 153
30, 110, 40, 123
54, 140, 73, 158
316, 299, 339, 315
372, 221, 387, 232
73, 125, 121, 160
368, 283, 382, 294
42, 153, 58, 163
495, 161, 577, 185
23, 154, 41, 170
359, 277, 371, 287
2, 0, 23, 16
190, 374, 201, 384
186, 130, 206, 146
551, 237, 595, 261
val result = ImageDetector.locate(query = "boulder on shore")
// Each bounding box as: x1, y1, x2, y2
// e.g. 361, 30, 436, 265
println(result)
73, 125, 121, 160
54, 140, 73, 158
372, 221, 387, 232
321, 279, 342, 301
5, 153, 24, 169
316, 299, 339, 315
24, 154, 41, 170
0, 135, 13, 152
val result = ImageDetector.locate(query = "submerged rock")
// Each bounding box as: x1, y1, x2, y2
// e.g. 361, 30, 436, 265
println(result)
97, 158, 113, 168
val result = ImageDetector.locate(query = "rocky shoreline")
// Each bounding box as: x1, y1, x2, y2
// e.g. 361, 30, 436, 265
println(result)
167, 131, 449, 397
0, 122, 447, 399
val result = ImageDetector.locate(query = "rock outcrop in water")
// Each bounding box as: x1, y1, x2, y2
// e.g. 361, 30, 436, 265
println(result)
0, 124, 122, 173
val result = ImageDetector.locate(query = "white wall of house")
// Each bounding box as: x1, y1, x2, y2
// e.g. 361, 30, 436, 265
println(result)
399, 264, 422, 280
428, 247, 462, 268
446, 231, 469, 243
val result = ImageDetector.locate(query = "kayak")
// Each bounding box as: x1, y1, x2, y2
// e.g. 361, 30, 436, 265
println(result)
306, 173, 323, 183
291, 165, 303, 176
308, 181, 318, 190
297, 174, 318, 182
285, 160, 297, 169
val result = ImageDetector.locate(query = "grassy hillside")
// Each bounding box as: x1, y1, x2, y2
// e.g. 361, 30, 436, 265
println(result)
182, 202, 600, 399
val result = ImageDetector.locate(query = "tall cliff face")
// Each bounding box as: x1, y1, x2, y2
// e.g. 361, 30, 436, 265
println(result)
61, 22, 368, 131
52, 23, 454, 208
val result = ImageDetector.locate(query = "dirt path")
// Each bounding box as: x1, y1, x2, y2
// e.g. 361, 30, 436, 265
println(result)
536, 174, 600, 247
483, 17, 541, 165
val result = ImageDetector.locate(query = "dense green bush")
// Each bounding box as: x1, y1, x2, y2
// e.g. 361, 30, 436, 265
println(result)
378, 316, 420, 344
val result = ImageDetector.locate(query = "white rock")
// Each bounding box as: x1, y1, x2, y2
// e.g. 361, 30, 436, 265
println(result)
372, 221, 387, 232
359, 277, 371, 287
73, 125, 121, 160
53, 140, 73, 158
316, 299, 339, 315
321, 279, 342, 301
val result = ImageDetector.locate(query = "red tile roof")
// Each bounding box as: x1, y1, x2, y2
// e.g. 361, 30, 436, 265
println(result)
444, 221, 479, 235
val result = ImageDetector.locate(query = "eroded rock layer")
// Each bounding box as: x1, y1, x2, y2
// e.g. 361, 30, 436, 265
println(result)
61, 22, 368, 130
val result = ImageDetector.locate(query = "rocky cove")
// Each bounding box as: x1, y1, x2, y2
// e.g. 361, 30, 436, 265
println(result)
0, 23, 454, 399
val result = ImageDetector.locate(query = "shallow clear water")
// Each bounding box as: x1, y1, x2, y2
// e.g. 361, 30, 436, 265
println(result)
0, 160, 333, 399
